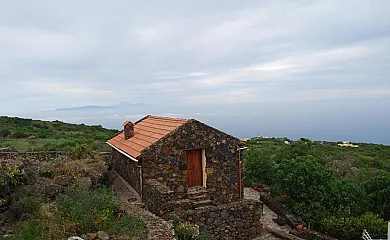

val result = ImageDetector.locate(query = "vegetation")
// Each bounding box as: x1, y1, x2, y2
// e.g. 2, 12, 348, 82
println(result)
8, 186, 146, 240
244, 137, 390, 239
0, 116, 118, 152
172, 214, 213, 240
0, 126, 145, 240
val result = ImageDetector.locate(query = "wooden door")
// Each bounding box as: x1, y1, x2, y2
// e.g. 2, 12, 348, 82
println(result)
187, 149, 203, 187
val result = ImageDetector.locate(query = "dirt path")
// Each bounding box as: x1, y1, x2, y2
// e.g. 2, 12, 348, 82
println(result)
244, 187, 291, 240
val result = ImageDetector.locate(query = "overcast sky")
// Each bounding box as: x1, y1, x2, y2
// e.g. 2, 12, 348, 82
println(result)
1, 1, 389, 143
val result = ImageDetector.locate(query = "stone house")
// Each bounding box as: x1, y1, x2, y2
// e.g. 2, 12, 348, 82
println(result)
107, 115, 261, 239
107, 115, 246, 205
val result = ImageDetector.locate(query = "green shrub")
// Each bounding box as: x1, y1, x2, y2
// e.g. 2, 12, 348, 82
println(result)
58, 187, 146, 236
9, 186, 47, 221
8, 219, 46, 240
321, 212, 388, 240
9, 186, 146, 239
58, 187, 117, 234
175, 222, 199, 240
70, 144, 92, 160
172, 213, 181, 228
172, 214, 212, 240
107, 214, 146, 236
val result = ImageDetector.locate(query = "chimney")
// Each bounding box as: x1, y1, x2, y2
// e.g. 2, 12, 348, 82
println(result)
123, 121, 135, 139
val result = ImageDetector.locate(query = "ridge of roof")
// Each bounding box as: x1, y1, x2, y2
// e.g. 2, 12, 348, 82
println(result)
142, 115, 188, 122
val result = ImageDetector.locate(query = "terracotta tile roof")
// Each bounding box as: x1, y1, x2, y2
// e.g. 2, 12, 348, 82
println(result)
107, 115, 188, 158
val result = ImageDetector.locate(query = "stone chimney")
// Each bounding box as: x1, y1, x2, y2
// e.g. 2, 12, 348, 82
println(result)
123, 121, 135, 139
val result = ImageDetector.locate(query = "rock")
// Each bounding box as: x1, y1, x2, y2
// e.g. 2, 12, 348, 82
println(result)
39, 203, 58, 218
221, 210, 229, 218
55, 175, 74, 186
87, 233, 97, 240
68, 237, 84, 240
176, 185, 184, 193
75, 177, 92, 189
43, 183, 64, 199
121, 234, 131, 240
96, 231, 109, 240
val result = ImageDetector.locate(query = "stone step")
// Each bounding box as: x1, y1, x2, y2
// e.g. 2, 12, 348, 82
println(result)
188, 193, 210, 201
187, 186, 207, 194
192, 199, 212, 209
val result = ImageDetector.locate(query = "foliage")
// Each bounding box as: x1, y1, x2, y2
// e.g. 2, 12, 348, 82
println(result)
243, 137, 390, 239
172, 214, 213, 240
175, 222, 200, 240
321, 212, 388, 240
8, 186, 47, 221
363, 172, 390, 220
0, 163, 21, 186
70, 144, 93, 160
58, 187, 145, 236
8, 219, 46, 240
243, 147, 275, 186
8, 186, 146, 239
0, 116, 118, 152
172, 213, 181, 228
58, 187, 117, 233
6, 165, 21, 186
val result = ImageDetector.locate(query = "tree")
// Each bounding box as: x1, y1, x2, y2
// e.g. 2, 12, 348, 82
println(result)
244, 148, 276, 186
364, 172, 390, 220
0, 129, 11, 138
272, 155, 335, 227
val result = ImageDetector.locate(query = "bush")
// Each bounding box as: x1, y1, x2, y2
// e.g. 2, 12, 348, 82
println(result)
0, 129, 11, 138
172, 214, 213, 240
108, 214, 146, 236
8, 186, 47, 221
8, 219, 46, 240
70, 144, 92, 160
321, 212, 388, 240
58, 187, 145, 236
58, 187, 118, 234
9, 186, 146, 239
175, 222, 200, 240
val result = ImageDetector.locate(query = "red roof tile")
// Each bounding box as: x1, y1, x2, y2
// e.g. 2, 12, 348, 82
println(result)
108, 115, 188, 158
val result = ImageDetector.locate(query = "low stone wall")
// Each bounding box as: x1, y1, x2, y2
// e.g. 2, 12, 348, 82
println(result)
266, 227, 305, 240
0, 151, 68, 161
142, 179, 176, 218
290, 229, 338, 240
260, 193, 304, 228
182, 199, 262, 240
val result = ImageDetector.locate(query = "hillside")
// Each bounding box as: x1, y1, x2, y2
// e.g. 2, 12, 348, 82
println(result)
243, 137, 390, 239
0, 116, 119, 152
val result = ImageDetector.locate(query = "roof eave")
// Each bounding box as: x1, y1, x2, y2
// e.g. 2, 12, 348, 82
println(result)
106, 141, 138, 162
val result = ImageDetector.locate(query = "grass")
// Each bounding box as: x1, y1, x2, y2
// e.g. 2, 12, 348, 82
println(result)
9, 219, 46, 240
0, 116, 118, 152
0, 139, 112, 152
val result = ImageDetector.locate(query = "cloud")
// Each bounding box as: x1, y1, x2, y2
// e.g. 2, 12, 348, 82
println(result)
294, 88, 390, 101
0, 0, 389, 116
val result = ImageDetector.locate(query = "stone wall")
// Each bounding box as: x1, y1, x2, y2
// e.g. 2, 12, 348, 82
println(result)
260, 193, 305, 228
141, 119, 241, 205
289, 229, 338, 240
111, 149, 141, 194
182, 199, 262, 240
142, 179, 176, 219
0, 151, 68, 161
